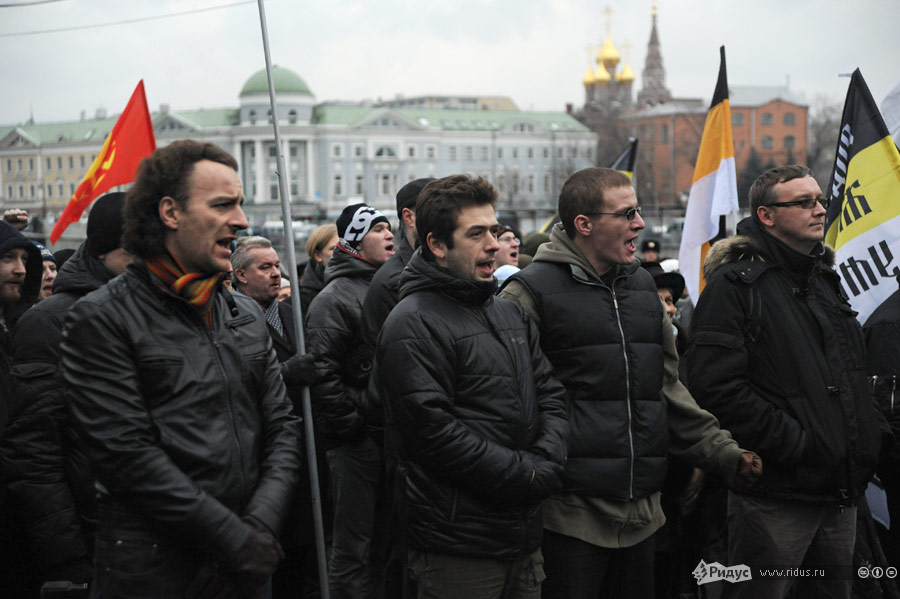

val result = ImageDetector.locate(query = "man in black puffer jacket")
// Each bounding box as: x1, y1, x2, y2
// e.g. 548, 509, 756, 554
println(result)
307, 203, 395, 599
375, 175, 569, 599
1, 192, 129, 594
688, 165, 882, 599
60, 141, 303, 598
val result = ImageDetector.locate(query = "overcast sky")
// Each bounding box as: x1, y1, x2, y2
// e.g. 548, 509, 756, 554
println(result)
1, 0, 898, 125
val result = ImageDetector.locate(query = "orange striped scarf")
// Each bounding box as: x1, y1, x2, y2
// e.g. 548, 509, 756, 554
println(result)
145, 252, 224, 328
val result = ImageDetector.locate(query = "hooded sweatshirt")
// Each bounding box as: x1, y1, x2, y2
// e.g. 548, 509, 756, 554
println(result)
500, 223, 744, 548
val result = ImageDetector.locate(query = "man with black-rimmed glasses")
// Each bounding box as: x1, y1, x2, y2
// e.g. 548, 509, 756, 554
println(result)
688, 164, 882, 599
500, 167, 760, 598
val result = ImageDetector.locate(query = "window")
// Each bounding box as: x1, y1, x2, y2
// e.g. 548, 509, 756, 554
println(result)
661, 124, 669, 144
498, 148, 503, 159
355, 145, 364, 158
481, 147, 488, 161
6, 185, 12, 198
465, 146, 473, 161
449, 146, 457, 161
18, 184, 24, 198
57, 157, 63, 169
5, 159, 10, 172
527, 147, 534, 159
408, 146, 416, 159
29, 184, 35, 198
761, 113, 773, 126
586, 147, 593, 160
497, 175, 505, 192
426, 145, 436, 159
732, 113, 745, 126
512, 148, 518, 159
47, 184, 52, 198
783, 113, 796, 126
784, 135, 796, 150
380, 174, 390, 195
249, 110, 256, 124
46, 157, 51, 170
543, 147, 549, 159
557, 147, 563, 158
290, 145, 298, 157
268, 145, 277, 157
333, 144, 342, 158
29, 158, 34, 171
544, 175, 550, 193
761, 136, 774, 149
58, 182, 64, 196
80, 156, 85, 168
333, 174, 343, 196
17, 158, 22, 172
375, 146, 396, 158
355, 175, 363, 195
69, 156, 74, 170
70, 183, 76, 195
288, 110, 297, 124
527, 175, 534, 193
570, 147, 577, 159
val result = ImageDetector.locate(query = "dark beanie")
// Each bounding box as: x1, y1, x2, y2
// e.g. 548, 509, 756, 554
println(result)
396, 178, 435, 214
86, 192, 127, 257
34, 242, 56, 264
336, 203, 389, 248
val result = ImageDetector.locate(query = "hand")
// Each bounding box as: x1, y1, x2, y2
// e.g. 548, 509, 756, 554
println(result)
732, 452, 762, 492
230, 517, 284, 594
281, 353, 317, 386
3, 209, 28, 231
679, 468, 706, 514
526, 458, 564, 502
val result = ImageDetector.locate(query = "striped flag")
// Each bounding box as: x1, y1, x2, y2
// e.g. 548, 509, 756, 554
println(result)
50, 80, 156, 244
678, 46, 739, 305
824, 69, 900, 324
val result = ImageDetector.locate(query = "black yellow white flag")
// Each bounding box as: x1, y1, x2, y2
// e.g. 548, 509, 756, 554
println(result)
825, 69, 900, 324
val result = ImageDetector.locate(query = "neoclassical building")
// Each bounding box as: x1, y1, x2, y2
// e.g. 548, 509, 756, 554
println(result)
0, 66, 597, 234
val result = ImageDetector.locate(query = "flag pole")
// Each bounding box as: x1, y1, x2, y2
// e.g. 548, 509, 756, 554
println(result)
255, 1, 330, 596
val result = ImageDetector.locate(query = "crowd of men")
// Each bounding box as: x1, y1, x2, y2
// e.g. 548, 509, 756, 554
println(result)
0, 139, 892, 599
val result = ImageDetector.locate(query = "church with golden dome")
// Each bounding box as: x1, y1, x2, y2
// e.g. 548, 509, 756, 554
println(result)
582, 7, 636, 111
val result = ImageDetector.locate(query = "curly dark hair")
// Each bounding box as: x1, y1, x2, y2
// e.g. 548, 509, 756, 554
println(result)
558, 167, 632, 238
749, 164, 814, 222
415, 175, 497, 260
122, 140, 238, 259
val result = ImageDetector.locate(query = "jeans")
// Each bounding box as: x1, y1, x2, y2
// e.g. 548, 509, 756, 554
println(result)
325, 435, 382, 599
407, 548, 545, 599
541, 529, 656, 599
722, 492, 857, 599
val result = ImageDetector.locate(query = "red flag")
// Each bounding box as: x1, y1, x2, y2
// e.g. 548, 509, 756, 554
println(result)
50, 80, 156, 244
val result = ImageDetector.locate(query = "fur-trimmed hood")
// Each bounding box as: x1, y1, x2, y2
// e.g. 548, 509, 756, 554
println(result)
703, 217, 835, 281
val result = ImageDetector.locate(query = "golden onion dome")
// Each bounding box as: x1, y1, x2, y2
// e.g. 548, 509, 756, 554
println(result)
583, 67, 596, 87
594, 66, 611, 86
597, 36, 620, 68
616, 62, 635, 83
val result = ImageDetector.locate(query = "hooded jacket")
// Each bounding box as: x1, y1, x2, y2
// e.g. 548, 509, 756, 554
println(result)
306, 240, 380, 446
688, 217, 880, 503
500, 224, 742, 548
59, 258, 302, 563
375, 250, 569, 559
299, 259, 325, 320
0, 222, 42, 432
361, 231, 415, 348
1, 244, 116, 578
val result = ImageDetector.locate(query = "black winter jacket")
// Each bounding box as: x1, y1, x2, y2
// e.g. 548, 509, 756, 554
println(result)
510, 260, 668, 500
375, 251, 569, 559
299, 260, 325, 321
59, 259, 303, 561
361, 232, 415, 348
688, 218, 881, 503
1, 244, 114, 578
307, 241, 379, 446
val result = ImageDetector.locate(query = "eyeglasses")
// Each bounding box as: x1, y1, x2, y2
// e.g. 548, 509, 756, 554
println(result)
498, 235, 520, 245
584, 206, 643, 221
766, 197, 830, 210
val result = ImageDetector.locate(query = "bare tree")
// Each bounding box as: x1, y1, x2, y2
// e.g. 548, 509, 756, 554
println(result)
807, 94, 843, 189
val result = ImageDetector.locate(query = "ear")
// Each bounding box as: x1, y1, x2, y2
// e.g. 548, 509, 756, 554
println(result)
426, 232, 447, 261
158, 196, 181, 231
573, 214, 593, 237
234, 268, 248, 286
401, 207, 416, 229
756, 205, 776, 227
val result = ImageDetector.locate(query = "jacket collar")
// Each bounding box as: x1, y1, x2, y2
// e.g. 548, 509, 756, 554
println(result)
399, 249, 496, 306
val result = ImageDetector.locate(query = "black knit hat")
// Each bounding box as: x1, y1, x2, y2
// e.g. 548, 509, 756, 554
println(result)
86, 192, 127, 257
34, 242, 56, 264
336, 203, 389, 248
641, 261, 684, 300
396, 178, 435, 214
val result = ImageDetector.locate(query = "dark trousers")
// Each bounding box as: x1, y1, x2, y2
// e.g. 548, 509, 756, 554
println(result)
542, 529, 656, 599
722, 492, 857, 599
325, 436, 382, 599
407, 548, 544, 599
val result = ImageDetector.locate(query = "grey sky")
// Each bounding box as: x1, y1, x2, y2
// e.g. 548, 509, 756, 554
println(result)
2, 0, 898, 124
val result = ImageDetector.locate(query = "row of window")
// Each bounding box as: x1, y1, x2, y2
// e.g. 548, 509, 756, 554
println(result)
733, 112, 797, 127
330, 143, 592, 162
5, 181, 76, 200
5, 154, 95, 174
760, 135, 797, 150
331, 172, 554, 197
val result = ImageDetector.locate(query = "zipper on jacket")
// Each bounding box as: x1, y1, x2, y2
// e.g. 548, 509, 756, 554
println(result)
610, 288, 636, 500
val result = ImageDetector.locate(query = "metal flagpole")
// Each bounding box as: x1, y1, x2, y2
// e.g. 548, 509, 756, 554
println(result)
255, 1, 330, 596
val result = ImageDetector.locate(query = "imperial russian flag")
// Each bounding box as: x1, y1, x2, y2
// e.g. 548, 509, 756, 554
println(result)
678, 46, 739, 304
50, 80, 156, 244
